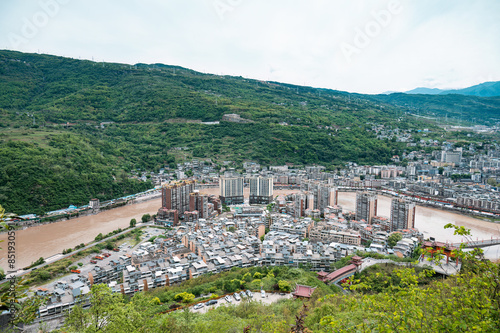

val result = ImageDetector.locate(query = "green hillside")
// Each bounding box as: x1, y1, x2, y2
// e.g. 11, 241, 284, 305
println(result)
0, 50, 498, 214
370, 93, 500, 125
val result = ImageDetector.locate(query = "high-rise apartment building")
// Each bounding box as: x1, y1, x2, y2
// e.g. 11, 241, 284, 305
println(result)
291, 192, 305, 219
390, 198, 416, 231
161, 180, 195, 215
300, 180, 338, 212
355, 192, 377, 224
189, 191, 209, 218
219, 176, 244, 205
249, 176, 273, 204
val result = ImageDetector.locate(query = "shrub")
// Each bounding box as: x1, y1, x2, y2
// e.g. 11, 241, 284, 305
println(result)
174, 292, 195, 303
278, 280, 292, 292
37, 270, 51, 281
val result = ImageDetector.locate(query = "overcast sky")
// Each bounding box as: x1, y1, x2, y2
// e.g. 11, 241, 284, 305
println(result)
1, 0, 499, 94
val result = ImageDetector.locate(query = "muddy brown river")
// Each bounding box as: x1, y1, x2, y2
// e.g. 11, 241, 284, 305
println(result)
1, 190, 499, 269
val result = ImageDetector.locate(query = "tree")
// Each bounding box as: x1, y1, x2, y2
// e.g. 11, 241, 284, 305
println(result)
130, 218, 137, 228
387, 233, 403, 248
32, 257, 45, 267
316, 225, 500, 332
0, 277, 46, 326
174, 292, 195, 303
1, 204, 17, 250
64, 285, 158, 332
67, 286, 118, 332
141, 214, 151, 223
243, 272, 252, 282
278, 280, 292, 292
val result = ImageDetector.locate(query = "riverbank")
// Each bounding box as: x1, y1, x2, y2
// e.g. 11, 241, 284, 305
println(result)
0, 198, 162, 269
1, 192, 162, 234
2, 189, 500, 270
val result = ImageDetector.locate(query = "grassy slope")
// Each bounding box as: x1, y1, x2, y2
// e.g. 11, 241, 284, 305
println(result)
1, 50, 497, 214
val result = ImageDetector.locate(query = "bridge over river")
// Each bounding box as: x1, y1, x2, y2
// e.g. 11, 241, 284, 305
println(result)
450, 238, 500, 249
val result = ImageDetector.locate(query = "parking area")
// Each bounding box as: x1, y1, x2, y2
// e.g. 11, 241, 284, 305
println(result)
33, 226, 166, 292
191, 292, 293, 314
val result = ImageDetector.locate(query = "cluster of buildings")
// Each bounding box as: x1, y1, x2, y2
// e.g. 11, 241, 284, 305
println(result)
156, 180, 220, 225
220, 174, 273, 205
36, 176, 427, 319
127, 134, 500, 218
156, 175, 275, 226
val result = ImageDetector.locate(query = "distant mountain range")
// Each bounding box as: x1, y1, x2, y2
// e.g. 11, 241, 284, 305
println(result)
404, 81, 500, 97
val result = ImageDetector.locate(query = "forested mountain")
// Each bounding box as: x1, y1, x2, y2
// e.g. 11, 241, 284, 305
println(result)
0, 50, 498, 214
370, 93, 500, 124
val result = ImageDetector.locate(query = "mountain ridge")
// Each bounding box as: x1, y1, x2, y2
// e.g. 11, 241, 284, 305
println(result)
0, 50, 499, 214
404, 81, 500, 97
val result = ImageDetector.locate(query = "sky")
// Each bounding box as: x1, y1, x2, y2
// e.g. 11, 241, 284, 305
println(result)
0, 0, 499, 94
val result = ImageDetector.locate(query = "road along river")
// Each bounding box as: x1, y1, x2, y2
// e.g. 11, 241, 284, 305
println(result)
1, 190, 499, 269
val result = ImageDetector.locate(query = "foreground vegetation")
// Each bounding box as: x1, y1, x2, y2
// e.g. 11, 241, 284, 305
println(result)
49, 258, 499, 332
0, 222, 497, 332
58, 226, 500, 332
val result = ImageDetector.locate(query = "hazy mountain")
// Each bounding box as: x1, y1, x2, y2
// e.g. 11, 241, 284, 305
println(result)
442, 81, 500, 97
405, 87, 444, 95
405, 81, 500, 97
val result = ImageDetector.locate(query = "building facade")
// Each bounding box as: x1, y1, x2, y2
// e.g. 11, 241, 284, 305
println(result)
219, 176, 244, 205
249, 177, 273, 204
189, 191, 209, 218
160, 180, 195, 220
355, 192, 378, 224
300, 180, 338, 213
390, 198, 416, 231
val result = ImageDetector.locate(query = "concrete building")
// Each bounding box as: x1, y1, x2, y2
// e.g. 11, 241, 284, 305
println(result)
441, 150, 462, 165
355, 192, 377, 224
156, 208, 179, 226
89, 198, 100, 210
220, 176, 244, 205
249, 176, 273, 204
189, 191, 208, 218
390, 199, 416, 231
300, 180, 338, 213
287, 192, 306, 218
161, 180, 195, 216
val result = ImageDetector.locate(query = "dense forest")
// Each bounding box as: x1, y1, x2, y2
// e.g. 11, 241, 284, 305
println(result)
1, 50, 499, 214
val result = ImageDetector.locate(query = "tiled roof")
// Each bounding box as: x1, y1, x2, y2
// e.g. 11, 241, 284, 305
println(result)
293, 284, 316, 298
